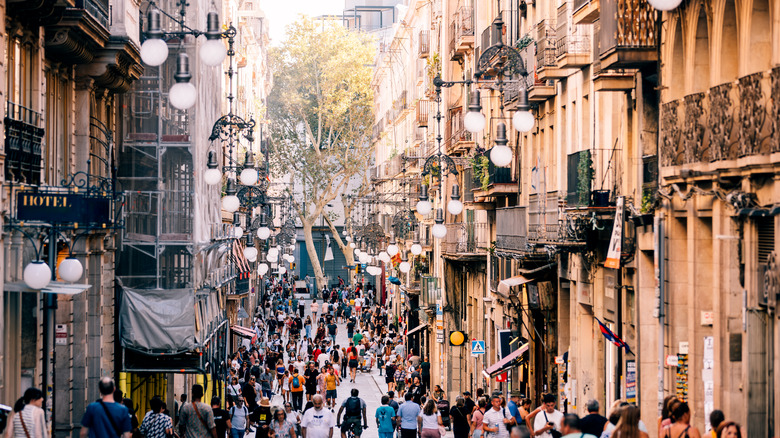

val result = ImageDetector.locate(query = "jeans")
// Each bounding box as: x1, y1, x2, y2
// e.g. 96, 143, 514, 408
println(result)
379, 433, 394, 438
305, 327, 311, 338
330, 334, 337, 344
231, 428, 245, 438
262, 389, 273, 398
400, 428, 417, 438
292, 391, 304, 411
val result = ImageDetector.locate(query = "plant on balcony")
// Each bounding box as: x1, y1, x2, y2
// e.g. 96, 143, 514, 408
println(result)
577, 150, 593, 205
640, 188, 656, 214
389, 147, 399, 159
515, 34, 533, 50
426, 52, 441, 96
470, 154, 490, 191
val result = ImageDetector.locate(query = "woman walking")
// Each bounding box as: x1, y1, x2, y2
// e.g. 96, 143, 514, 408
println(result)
5, 388, 48, 438
272, 408, 297, 438
469, 397, 487, 438
418, 399, 444, 438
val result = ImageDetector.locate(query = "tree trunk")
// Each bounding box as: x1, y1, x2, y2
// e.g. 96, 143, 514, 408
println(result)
322, 214, 356, 285
302, 220, 327, 293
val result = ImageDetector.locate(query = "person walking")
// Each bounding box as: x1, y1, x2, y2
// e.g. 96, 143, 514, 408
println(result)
482, 394, 515, 438
80, 377, 132, 438
611, 406, 648, 438
210, 397, 229, 438
579, 400, 607, 437
324, 368, 340, 409
336, 388, 368, 438
301, 395, 336, 438
289, 369, 306, 412
527, 394, 562, 438
417, 399, 444, 438
397, 392, 421, 438
139, 397, 174, 438
470, 397, 488, 438
6, 387, 48, 438
664, 402, 701, 438
304, 362, 320, 402
449, 396, 472, 438
177, 384, 217, 438
375, 395, 397, 438
560, 414, 598, 438
272, 409, 297, 438
227, 397, 250, 438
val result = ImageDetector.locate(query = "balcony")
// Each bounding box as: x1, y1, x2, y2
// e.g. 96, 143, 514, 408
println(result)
599, 0, 658, 69
442, 221, 489, 259
556, 1, 591, 69
660, 67, 780, 172
503, 80, 523, 111
536, 20, 571, 80
393, 91, 409, 122
44, 0, 111, 64
472, 159, 517, 198
417, 99, 432, 128
5, 101, 44, 185
592, 59, 635, 91
496, 206, 528, 253
519, 43, 557, 101
450, 6, 474, 61
419, 30, 430, 58
527, 192, 561, 244
573, 0, 600, 25
446, 111, 475, 155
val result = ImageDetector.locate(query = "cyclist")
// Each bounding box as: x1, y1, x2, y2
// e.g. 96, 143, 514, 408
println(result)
336, 388, 368, 438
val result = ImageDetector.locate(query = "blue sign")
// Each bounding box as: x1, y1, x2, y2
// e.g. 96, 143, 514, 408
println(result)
471, 340, 485, 355
361, 263, 366, 269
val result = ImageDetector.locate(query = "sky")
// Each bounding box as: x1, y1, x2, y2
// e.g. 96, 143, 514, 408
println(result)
260, 0, 345, 45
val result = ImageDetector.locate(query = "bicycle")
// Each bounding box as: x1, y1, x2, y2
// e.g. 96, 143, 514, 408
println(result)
336, 421, 369, 438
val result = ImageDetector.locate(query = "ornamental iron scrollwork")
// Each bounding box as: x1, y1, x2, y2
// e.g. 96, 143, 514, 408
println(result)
683, 92, 706, 164
738, 72, 767, 157
764, 250, 779, 308
209, 114, 256, 142
661, 100, 682, 166
475, 44, 527, 79
770, 67, 780, 153
421, 153, 459, 177
708, 82, 735, 161
392, 208, 418, 240
236, 183, 269, 208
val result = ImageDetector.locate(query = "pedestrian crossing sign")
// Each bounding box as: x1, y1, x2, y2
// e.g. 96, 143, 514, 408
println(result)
471, 340, 485, 356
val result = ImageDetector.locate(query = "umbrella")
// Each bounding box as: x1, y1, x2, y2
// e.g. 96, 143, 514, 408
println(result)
388, 276, 401, 285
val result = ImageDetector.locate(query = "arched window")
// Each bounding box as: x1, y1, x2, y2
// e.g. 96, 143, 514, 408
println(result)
748, 0, 771, 73
719, 0, 738, 83
669, 17, 685, 100
692, 8, 711, 92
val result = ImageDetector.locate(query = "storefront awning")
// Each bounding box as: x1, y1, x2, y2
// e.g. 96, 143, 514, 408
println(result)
406, 323, 429, 336
484, 343, 529, 377
231, 325, 257, 339
5, 281, 91, 295
497, 275, 534, 296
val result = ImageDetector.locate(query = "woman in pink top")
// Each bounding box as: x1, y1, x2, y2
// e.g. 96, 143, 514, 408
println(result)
470, 397, 487, 438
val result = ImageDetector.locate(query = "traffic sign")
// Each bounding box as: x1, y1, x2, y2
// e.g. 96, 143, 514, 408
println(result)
471, 340, 485, 356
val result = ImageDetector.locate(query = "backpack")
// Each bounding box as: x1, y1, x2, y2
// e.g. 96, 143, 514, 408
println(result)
345, 396, 362, 417
292, 375, 301, 389
230, 405, 248, 422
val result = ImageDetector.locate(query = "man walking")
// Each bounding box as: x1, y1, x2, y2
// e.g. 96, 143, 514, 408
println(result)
482, 394, 515, 438
228, 397, 252, 438
396, 392, 420, 438
177, 384, 217, 438
80, 377, 132, 438
528, 394, 563, 438
578, 400, 607, 437
290, 368, 306, 412
337, 388, 368, 438
301, 394, 336, 438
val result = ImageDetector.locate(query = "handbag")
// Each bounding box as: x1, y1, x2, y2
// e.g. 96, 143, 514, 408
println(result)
543, 411, 562, 438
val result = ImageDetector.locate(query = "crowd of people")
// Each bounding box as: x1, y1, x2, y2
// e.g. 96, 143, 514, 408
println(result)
0, 274, 745, 438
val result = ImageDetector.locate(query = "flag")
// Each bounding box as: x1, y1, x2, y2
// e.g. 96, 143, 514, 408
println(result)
596, 318, 632, 355
324, 235, 334, 261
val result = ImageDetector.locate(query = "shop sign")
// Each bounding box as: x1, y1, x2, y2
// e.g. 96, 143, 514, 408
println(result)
605, 197, 625, 269
17, 192, 110, 224
626, 360, 637, 403
55, 324, 68, 345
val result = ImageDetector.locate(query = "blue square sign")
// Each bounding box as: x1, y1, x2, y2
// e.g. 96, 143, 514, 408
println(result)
471, 340, 485, 355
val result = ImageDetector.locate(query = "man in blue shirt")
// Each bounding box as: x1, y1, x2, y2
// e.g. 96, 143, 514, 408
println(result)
375, 395, 397, 438
80, 377, 132, 438
396, 392, 420, 438
507, 391, 524, 427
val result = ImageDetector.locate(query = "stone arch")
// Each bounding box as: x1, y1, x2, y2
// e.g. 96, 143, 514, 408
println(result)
719, 0, 739, 82
669, 15, 686, 100
692, 5, 712, 92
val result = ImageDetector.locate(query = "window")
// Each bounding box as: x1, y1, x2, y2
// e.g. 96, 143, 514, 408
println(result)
44, 67, 72, 186
567, 150, 592, 206
755, 217, 775, 306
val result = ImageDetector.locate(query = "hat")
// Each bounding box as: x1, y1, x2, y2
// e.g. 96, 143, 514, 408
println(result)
510, 390, 523, 398
260, 397, 271, 407
463, 391, 471, 396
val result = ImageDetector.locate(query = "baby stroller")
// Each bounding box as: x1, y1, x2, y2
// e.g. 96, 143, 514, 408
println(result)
437, 399, 451, 430
360, 352, 374, 372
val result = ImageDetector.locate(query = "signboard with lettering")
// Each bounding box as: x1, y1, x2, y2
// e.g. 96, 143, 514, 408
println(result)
16, 192, 110, 224
626, 360, 637, 403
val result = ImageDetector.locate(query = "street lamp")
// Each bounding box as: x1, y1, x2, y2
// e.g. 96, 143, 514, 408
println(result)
490, 123, 513, 168
416, 184, 433, 216
447, 185, 464, 215
23, 261, 52, 290
431, 208, 447, 239
221, 178, 240, 213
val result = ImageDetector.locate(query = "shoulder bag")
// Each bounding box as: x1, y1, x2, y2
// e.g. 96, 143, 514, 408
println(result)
543, 411, 563, 438
17, 411, 32, 438
192, 403, 211, 432
98, 400, 124, 438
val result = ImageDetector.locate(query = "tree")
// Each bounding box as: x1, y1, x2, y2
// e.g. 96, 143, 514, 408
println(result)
267, 17, 375, 290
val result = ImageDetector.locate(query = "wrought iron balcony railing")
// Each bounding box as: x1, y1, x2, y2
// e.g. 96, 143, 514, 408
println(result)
496, 206, 528, 252
5, 101, 44, 185
442, 221, 489, 255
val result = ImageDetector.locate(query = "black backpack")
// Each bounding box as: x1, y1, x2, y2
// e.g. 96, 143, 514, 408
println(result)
345, 396, 361, 417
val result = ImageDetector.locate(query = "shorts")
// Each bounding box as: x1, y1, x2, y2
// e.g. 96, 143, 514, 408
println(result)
349, 359, 359, 369
341, 417, 363, 436
326, 389, 338, 399
385, 376, 395, 384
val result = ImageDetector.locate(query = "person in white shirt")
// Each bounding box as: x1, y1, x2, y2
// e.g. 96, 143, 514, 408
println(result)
527, 394, 563, 438
310, 300, 320, 318
301, 394, 336, 438
482, 394, 515, 438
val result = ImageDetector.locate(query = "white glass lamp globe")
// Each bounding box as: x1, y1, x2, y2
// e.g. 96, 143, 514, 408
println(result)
268, 247, 279, 257
266, 253, 278, 263
399, 261, 411, 273
416, 200, 433, 216
513, 110, 535, 133
464, 110, 486, 133
647, 0, 682, 10
447, 199, 464, 215
256, 226, 271, 240
359, 253, 369, 264
387, 244, 399, 257
24, 261, 51, 290
279, 267, 287, 275
140, 38, 169, 66
491, 145, 513, 167
350, 242, 356, 248
354, 248, 361, 256
432, 223, 447, 239
345, 236, 352, 242
221, 195, 240, 213
243, 246, 258, 262
201, 38, 227, 66
379, 251, 390, 263
411, 243, 423, 255
58, 257, 83, 283
258, 263, 269, 276
204, 168, 222, 186
239, 167, 259, 186
169, 82, 197, 110
232, 226, 244, 239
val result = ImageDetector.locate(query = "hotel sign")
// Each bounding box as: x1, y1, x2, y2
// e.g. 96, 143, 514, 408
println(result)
16, 192, 111, 224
